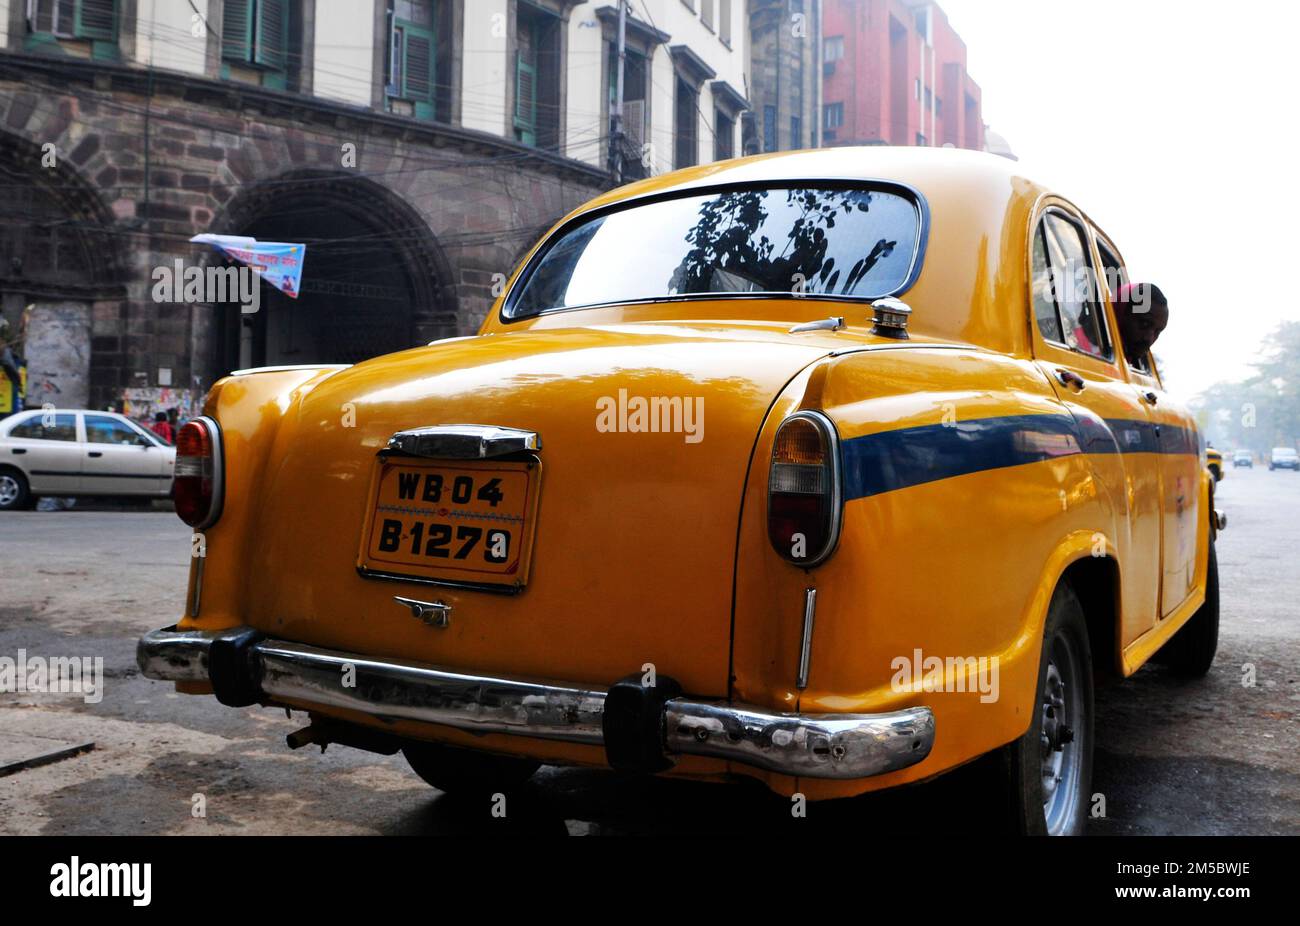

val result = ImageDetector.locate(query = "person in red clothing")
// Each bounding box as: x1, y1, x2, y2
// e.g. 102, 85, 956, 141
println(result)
149, 411, 174, 445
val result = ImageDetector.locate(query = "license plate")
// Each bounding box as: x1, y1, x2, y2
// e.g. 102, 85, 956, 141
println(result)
359, 457, 542, 590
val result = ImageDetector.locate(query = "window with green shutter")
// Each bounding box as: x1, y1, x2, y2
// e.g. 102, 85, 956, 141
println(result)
223, 0, 290, 87
386, 1, 436, 120
514, 19, 539, 146
26, 0, 119, 58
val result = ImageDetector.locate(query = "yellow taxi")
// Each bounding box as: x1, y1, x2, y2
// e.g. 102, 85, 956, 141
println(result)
139, 147, 1223, 836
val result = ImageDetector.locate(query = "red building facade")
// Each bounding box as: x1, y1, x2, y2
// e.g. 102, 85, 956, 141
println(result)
822, 0, 983, 151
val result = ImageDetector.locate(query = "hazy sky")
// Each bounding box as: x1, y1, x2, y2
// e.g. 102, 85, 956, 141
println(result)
939, 0, 1297, 399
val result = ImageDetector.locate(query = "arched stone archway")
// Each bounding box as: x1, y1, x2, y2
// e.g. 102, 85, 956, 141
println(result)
0, 130, 128, 410
200, 170, 456, 378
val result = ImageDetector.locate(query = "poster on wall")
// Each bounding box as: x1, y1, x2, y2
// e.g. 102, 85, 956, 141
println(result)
190, 234, 307, 299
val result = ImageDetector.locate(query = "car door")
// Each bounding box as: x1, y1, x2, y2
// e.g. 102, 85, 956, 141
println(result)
1028, 204, 1163, 645
1093, 234, 1194, 619
4, 411, 83, 494
1095, 255, 1202, 618
80, 413, 167, 496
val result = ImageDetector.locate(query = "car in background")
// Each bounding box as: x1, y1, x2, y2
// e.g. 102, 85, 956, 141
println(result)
1269, 447, 1299, 471
1206, 447, 1223, 481
0, 409, 176, 510
1233, 450, 1253, 468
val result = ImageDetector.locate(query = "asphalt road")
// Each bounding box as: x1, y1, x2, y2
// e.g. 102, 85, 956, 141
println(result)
1, 468, 1297, 835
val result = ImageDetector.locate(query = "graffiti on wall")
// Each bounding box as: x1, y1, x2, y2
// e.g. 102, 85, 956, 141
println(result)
121, 387, 200, 425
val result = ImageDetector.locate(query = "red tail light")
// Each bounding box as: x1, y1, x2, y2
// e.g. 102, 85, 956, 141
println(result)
767, 411, 842, 566
174, 417, 224, 529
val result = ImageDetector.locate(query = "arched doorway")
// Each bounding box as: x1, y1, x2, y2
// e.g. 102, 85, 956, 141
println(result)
0, 131, 126, 410
207, 171, 453, 375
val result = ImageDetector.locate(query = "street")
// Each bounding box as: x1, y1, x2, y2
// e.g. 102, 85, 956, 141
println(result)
1, 470, 1297, 836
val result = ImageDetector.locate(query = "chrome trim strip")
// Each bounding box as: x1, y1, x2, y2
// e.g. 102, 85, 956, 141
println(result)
229, 364, 351, 376
386, 424, 542, 460
189, 553, 205, 617
796, 587, 817, 690
137, 626, 935, 780
355, 565, 524, 596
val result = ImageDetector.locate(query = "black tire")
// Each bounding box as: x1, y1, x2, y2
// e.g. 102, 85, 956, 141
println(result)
1160, 541, 1219, 678
1000, 583, 1094, 836
402, 741, 540, 795
0, 468, 32, 511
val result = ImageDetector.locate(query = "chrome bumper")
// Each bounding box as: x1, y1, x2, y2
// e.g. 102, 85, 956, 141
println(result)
138, 625, 934, 780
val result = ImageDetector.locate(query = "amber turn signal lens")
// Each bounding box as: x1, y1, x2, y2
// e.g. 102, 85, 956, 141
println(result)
767, 412, 840, 567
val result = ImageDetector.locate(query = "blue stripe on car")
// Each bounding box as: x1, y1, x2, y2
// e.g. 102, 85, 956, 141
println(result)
841, 413, 1198, 501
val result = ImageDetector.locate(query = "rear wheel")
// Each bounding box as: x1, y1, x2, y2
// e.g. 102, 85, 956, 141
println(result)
1001, 583, 1094, 836
1160, 542, 1219, 678
402, 741, 540, 795
0, 468, 32, 511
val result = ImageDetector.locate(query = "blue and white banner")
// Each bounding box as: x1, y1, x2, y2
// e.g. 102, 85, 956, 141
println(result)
190, 234, 306, 299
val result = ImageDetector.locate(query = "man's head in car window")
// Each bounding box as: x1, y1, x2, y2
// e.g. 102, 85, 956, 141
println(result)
1114, 282, 1168, 367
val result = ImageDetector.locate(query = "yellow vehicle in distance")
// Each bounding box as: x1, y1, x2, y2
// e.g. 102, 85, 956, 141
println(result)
1207, 446, 1224, 481
138, 147, 1222, 836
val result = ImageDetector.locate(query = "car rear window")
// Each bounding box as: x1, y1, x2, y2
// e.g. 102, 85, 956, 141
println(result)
504, 185, 923, 319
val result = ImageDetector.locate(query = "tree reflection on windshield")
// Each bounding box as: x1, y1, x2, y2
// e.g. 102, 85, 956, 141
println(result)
669, 189, 898, 297
507, 185, 919, 318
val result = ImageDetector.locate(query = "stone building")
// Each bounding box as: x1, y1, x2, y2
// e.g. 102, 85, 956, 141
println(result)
0, 0, 635, 415
744, 0, 821, 155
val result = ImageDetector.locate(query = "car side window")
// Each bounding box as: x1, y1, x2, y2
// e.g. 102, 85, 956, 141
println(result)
1035, 212, 1114, 362
1096, 238, 1151, 374
8, 413, 77, 441
85, 415, 149, 446
1031, 226, 1064, 343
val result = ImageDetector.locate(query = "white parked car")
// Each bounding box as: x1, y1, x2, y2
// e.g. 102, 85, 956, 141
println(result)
1269, 447, 1299, 471
0, 409, 176, 510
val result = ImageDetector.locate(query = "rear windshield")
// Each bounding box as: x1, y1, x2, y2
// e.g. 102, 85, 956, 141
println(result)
504, 185, 923, 319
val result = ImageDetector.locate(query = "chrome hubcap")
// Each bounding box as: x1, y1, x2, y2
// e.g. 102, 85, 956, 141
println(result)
0, 474, 18, 506
1040, 633, 1084, 835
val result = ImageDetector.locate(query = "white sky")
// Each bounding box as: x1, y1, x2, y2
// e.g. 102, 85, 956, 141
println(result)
939, 0, 1298, 399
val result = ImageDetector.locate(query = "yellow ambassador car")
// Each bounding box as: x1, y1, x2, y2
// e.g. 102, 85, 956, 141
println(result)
139, 148, 1223, 836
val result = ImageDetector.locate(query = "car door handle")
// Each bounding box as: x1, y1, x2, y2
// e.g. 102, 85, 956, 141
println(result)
1054, 368, 1086, 390
87, 451, 103, 458
1141, 391, 1158, 405
11, 448, 26, 454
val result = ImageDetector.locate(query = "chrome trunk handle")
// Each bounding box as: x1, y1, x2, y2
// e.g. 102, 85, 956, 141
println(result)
387, 425, 541, 459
